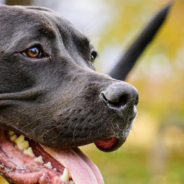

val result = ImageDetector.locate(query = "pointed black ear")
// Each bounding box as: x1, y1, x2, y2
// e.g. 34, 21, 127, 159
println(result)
108, 4, 172, 81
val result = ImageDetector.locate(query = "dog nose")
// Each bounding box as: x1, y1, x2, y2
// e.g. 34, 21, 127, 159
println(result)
101, 82, 139, 109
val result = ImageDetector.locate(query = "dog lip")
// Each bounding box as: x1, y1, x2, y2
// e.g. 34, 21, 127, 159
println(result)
95, 136, 125, 152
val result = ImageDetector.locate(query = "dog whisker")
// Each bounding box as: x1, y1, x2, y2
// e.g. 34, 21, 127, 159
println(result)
82, 15, 101, 33
44, 125, 65, 142
73, 121, 80, 139
29, 123, 54, 135
37, 124, 61, 140
22, 115, 51, 128
87, 34, 114, 42
132, 122, 139, 131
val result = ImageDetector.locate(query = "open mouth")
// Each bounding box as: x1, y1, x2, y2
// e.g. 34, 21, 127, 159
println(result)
0, 128, 119, 184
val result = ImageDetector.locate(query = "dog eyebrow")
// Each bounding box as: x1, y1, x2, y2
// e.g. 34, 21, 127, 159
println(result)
38, 26, 56, 39
6, 27, 56, 52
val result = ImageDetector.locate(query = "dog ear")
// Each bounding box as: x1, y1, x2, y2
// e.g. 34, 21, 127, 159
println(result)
108, 4, 172, 81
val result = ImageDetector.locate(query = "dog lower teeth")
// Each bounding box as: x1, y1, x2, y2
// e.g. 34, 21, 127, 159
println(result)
24, 147, 35, 157
69, 181, 75, 184
44, 162, 52, 169
34, 156, 44, 163
8, 131, 75, 183
60, 168, 69, 182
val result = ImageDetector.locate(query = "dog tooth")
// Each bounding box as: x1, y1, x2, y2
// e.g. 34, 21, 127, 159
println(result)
14, 135, 29, 150
10, 134, 17, 141
22, 140, 29, 149
53, 168, 57, 171
23, 147, 35, 157
34, 156, 44, 163
69, 181, 75, 184
8, 131, 14, 135
14, 135, 25, 150
44, 162, 52, 169
60, 168, 69, 182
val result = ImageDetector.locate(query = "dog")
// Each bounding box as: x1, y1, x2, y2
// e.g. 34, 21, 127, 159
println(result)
0, 4, 170, 184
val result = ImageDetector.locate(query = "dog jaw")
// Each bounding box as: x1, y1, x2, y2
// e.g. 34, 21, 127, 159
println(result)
0, 129, 104, 184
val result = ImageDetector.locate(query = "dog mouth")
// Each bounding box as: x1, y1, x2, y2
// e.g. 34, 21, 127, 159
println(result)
0, 129, 122, 184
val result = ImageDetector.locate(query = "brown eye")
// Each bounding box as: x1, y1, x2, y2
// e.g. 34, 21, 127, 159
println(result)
22, 47, 44, 58
27, 47, 40, 57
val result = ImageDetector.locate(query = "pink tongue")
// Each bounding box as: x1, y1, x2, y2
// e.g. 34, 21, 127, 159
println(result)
42, 146, 104, 184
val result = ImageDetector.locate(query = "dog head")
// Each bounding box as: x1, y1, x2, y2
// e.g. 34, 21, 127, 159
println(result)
0, 5, 138, 184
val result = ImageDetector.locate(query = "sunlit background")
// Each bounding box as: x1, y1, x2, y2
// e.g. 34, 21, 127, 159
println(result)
0, 0, 184, 183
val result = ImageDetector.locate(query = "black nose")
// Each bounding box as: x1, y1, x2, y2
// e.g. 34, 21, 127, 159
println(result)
102, 82, 139, 109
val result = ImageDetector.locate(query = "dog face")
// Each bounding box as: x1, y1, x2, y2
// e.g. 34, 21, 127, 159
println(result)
0, 5, 138, 184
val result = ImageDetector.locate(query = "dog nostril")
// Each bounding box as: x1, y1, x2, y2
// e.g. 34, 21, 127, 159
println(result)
102, 82, 138, 109
102, 93, 129, 108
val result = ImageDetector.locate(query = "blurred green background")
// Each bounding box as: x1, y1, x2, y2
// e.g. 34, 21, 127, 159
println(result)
0, 0, 184, 183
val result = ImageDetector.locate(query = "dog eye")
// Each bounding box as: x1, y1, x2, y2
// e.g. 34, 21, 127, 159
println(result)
91, 51, 98, 62
22, 47, 44, 58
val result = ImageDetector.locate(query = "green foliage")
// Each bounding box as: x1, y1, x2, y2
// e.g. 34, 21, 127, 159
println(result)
92, 1, 184, 183
84, 145, 184, 184
96, 0, 184, 121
